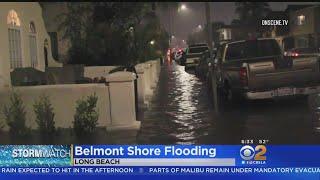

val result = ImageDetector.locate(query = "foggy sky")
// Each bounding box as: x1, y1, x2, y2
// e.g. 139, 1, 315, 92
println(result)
157, 2, 320, 41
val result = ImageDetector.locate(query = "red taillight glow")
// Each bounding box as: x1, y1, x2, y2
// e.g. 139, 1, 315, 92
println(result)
292, 53, 299, 57
239, 67, 248, 86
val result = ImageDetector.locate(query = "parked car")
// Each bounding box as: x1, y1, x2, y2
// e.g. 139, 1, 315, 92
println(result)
208, 38, 320, 104
284, 47, 320, 58
178, 48, 187, 65
174, 48, 184, 63
195, 50, 215, 80
184, 44, 209, 70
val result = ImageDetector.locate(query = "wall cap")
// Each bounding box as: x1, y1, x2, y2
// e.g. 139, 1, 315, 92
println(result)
135, 64, 145, 73
105, 71, 137, 82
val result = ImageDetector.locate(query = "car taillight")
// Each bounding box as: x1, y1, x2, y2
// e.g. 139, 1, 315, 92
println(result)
293, 53, 299, 57
239, 67, 248, 86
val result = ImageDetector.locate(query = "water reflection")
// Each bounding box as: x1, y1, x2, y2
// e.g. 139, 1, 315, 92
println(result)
137, 62, 214, 144
137, 61, 320, 145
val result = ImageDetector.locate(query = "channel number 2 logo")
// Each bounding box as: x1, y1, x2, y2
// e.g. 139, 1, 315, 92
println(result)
240, 145, 266, 161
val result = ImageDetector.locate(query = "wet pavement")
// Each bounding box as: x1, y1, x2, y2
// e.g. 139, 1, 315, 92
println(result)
136, 61, 320, 144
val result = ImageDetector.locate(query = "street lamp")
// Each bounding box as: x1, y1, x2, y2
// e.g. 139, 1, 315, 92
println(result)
181, 4, 187, 11
178, 4, 187, 12
150, 40, 155, 45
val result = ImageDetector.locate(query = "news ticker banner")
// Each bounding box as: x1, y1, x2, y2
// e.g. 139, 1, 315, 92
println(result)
1, 145, 320, 175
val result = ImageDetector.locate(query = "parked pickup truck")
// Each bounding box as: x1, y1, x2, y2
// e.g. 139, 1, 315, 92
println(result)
208, 38, 320, 102
184, 44, 209, 70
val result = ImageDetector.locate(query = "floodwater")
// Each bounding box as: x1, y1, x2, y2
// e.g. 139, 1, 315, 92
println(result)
136, 61, 320, 144
1, 61, 319, 145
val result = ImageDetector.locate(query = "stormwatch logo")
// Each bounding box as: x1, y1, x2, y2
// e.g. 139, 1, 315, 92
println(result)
240, 145, 267, 165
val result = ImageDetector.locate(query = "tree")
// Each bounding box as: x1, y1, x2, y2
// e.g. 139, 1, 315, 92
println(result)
58, 3, 93, 64
235, 2, 270, 36
89, 2, 153, 65
133, 12, 169, 62
58, 2, 169, 66
235, 2, 270, 26
154, 2, 180, 38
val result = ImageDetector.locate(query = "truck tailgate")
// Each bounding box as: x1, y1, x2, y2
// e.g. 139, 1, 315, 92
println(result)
247, 57, 320, 91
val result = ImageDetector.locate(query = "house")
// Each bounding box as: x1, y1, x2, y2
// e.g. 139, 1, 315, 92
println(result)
217, 26, 232, 44
217, 25, 255, 45
283, 5, 319, 50
0, 2, 62, 88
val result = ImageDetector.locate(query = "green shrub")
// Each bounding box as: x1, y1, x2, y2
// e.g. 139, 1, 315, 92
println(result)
33, 95, 55, 136
3, 92, 28, 136
73, 93, 99, 137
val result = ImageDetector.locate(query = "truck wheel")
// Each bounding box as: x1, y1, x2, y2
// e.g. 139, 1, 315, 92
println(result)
223, 84, 245, 106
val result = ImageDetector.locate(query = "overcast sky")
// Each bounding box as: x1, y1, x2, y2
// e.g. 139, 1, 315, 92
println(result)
157, 2, 320, 41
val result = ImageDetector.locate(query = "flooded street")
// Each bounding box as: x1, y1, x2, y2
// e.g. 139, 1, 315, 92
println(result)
136, 61, 320, 144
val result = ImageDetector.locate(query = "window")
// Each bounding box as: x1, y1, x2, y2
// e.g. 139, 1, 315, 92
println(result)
296, 15, 305, 26
225, 39, 281, 61
29, 22, 38, 68
48, 32, 59, 60
7, 10, 20, 26
7, 10, 22, 69
188, 46, 209, 54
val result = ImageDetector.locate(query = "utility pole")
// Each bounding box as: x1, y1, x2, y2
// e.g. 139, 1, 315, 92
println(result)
168, 6, 172, 46
205, 2, 213, 51
168, 6, 175, 47
205, 2, 219, 113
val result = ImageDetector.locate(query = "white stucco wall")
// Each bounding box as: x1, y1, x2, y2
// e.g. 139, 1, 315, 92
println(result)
0, 2, 62, 88
0, 60, 162, 132
0, 84, 111, 131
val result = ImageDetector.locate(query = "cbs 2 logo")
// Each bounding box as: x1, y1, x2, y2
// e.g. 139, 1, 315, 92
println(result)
240, 145, 266, 161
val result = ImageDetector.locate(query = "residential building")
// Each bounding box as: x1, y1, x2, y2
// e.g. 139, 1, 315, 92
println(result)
283, 5, 319, 50
289, 5, 320, 49
216, 25, 255, 45
0, 2, 62, 88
